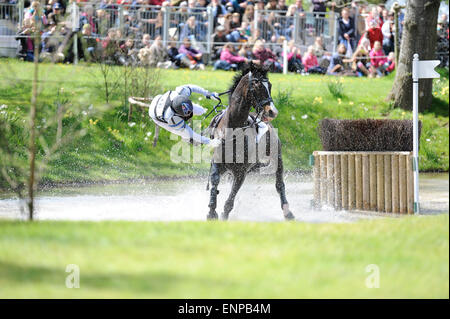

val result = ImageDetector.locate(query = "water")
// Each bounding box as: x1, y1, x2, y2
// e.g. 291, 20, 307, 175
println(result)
0, 173, 448, 223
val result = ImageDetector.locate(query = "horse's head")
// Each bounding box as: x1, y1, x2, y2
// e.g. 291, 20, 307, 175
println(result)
228, 63, 278, 124
246, 69, 278, 122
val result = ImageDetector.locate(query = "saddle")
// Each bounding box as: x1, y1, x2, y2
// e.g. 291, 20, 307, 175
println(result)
205, 111, 261, 139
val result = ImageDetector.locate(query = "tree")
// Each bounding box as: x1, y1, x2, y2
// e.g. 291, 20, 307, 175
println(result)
387, 0, 441, 111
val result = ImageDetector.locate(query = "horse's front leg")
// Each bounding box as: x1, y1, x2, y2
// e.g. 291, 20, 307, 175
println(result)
207, 162, 222, 220
222, 172, 247, 220
275, 146, 295, 220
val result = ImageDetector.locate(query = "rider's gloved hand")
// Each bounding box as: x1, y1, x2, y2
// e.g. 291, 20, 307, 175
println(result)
206, 92, 220, 101
209, 138, 222, 148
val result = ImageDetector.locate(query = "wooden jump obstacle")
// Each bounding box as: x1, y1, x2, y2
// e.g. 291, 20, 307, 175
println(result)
312, 151, 414, 214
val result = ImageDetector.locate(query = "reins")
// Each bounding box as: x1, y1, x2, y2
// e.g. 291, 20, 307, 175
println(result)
203, 90, 231, 120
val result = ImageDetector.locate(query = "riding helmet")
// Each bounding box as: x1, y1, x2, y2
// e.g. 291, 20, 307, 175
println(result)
172, 95, 193, 119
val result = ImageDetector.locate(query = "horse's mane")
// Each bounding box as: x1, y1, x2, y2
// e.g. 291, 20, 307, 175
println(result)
228, 63, 269, 97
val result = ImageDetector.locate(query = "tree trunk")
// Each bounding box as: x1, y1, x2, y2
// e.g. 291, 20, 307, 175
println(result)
387, 0, 440, 111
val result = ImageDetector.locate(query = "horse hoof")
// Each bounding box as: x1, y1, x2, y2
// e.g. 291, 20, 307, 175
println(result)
207, 211, 218, 220
284, 211, 295, 221
220, 212, 229, 221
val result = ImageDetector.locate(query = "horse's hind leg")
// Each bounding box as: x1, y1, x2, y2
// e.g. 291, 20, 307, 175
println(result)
275, 145, 295, 220
222, 173, 246, 220
207, 162, 222, 220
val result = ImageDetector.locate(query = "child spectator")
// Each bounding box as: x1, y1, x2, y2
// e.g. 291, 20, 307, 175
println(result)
328, 43, 348, 75
369, 41, 387, 77
167, 40, 191, 68
302, 45, 325, 74
382, 52, 396, 75
349, 38, 371, 77
179, 37, 205, 70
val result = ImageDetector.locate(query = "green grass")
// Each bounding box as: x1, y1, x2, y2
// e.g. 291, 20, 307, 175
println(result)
0, 214, 448, 298
0, 59, 448, 185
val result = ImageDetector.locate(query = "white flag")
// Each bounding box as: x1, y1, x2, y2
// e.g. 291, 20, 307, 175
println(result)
414, 60, 440, 79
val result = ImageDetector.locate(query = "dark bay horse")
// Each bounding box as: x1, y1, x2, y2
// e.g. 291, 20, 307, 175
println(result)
206, 63, 295, 221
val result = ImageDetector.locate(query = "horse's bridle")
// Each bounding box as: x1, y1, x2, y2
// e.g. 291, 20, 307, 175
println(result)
248, 72, 273, 116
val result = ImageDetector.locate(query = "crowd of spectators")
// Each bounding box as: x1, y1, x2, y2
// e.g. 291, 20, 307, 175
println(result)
5, 0, 450, 75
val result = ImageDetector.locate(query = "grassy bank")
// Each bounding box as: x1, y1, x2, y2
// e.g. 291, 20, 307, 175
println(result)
0, 214, 448, 298
0, 59, 448, 184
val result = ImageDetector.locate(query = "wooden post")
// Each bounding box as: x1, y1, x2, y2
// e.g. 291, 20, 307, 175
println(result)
384, 154, 392, 213
362, 154, 370, 210
407, 153, 414, 214
391, 154, 400, 214
348, 154, 356, 210
341, 154, 349, 210
376, 154, 385, 212
355, 154, 363, 210
320, 155, 327, 205
399, 154, 407, 214
334, 155, 342, 210
327, 154, 335, 207
313, 153, 321, 208
369, 154, 377, 211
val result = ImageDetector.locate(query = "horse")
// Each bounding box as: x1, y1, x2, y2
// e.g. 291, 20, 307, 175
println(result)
206, 63, 295, 221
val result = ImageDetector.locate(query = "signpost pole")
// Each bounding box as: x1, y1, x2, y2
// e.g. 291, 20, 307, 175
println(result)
412, 54, 420, 213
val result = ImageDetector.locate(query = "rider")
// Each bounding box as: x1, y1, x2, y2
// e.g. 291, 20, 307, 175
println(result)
149, 84, 222, 147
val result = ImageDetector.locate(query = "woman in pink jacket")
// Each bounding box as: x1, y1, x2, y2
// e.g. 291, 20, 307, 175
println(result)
214, 43, 250, 71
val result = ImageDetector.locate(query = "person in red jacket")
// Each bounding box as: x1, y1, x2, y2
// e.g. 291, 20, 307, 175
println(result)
365, 20, 383, 49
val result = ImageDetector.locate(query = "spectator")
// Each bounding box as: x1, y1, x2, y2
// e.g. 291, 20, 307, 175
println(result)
277, 0, 288, 13
47, 2, 63, 26
209, 0, 227, 27
302, 45, 325, 74
80, 24, 98, 62
265, 0, 278, 11
365, 19, 383, 50
381, 12, 395, 54
214, 43, 249, 71
369, 40, 387, 77
349, 38, 370, 77
149, 36, 171, 68
167, 40, 191, 68
284, 40, 304, 73
80, 4, 97, 34
180, 16, 207, 42
382, 51, 395, 75
212, 25, 228, 60
238, 43, 254, 60
179, 37, 205, 70
16, 18, 35, 61
328, 43, 348, 74
140, 33, 152, 49
252, 40, 282, 72
313, 36, 331, 70
312, 0, 328, 34
338, 7, 356, 52
242, 3, 255, 24
227, 13, 246, 42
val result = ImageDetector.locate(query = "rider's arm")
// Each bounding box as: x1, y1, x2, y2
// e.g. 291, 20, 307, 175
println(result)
175, 84, 211, 97
192, 103, 207, 115
165, 115, 211, 145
